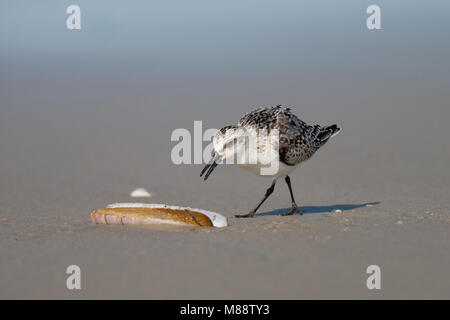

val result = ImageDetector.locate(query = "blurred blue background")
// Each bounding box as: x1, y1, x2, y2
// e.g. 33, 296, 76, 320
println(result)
1, 0, 449, 185
2, 1, 449, 70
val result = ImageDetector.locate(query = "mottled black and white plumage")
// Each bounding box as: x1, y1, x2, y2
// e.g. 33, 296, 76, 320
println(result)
239, 106, 340, 165
200, 105, 340, 218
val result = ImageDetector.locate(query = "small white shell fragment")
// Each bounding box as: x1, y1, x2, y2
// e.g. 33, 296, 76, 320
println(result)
91, 203, 228, 228
334, 209, 342, 213
130, 188, 152, 198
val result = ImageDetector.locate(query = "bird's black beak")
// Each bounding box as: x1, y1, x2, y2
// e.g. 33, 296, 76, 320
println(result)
200, 163, 211, 178
203, 161, 218, 180
200, 154, 220, 181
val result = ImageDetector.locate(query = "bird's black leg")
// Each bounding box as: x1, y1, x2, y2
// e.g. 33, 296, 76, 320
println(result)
235, 180, 276, 218
282, 175, 303, 216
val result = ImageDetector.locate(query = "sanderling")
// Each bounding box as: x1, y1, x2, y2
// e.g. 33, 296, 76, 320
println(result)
200, 105, 340, 218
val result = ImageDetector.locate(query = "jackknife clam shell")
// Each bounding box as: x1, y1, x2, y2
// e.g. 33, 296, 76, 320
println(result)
91, 203, 227, 228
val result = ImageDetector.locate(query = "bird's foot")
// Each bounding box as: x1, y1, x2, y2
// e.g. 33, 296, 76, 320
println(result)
235, 211, 256, 218
282, 203, 303, 216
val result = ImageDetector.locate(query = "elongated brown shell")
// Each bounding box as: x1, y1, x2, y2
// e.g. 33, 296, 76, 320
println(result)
91, 206, 213, 227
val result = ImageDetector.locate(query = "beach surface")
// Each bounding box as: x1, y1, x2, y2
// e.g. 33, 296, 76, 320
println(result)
1, 67, 449, 299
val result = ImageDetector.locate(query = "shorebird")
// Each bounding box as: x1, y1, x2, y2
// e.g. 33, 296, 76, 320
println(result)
200, 105, 340, 218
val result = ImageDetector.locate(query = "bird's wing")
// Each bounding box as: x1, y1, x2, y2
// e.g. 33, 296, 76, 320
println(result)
239, 106, 308, 166
239, 107, 274, 128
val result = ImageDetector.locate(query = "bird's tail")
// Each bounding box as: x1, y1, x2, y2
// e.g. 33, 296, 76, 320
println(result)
317, 124, 341, 143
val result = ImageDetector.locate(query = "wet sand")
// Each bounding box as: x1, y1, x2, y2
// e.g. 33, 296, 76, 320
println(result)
1, 67, 449, 299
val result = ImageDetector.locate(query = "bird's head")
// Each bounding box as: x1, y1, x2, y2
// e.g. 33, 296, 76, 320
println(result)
213, 125, 251, 162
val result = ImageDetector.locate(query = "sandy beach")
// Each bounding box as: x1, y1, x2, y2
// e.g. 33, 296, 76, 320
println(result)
1, 1, 449, 299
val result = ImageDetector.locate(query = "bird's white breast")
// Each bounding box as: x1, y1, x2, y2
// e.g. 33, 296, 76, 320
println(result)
236, 161, 298, 178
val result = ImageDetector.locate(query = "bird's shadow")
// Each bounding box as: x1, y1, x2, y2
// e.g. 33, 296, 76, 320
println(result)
258, 202, 381, 216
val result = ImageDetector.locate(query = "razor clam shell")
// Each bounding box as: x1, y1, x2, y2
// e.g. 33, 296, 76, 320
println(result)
91, 203, 228, 228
